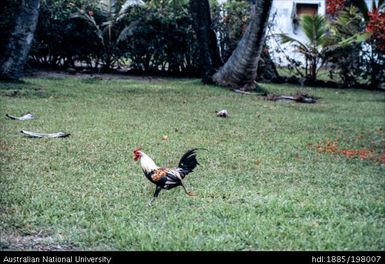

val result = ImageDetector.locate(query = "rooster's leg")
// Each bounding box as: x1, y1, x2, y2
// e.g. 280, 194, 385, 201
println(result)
181, 184, 196, 196
148, 186, 162, 207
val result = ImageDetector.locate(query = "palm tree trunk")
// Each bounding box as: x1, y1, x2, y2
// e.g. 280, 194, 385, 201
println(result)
0, 0, 40, 81
213, 0, 272, 90
190, 0, 223, 84
310, 57, 317, 81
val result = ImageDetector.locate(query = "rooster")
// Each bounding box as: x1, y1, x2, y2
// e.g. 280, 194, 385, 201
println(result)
133, 148, 201, 206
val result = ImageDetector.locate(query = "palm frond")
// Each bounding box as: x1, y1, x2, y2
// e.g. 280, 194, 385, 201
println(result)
70, 9, 92, 23
338, 32, 370, 46
101, 21, 112, 28
323, 32, 370, 54
350, 0, 369, 21
99, 0, 117, 14
119, 0, 145, 16
300, 15, 328, 47
327, 6, 366, 44
117, 20, 141, 43
279, 33, 309, 53
379, 0, 385, 9
116, 13, 130, 22
70, 9, 105, 46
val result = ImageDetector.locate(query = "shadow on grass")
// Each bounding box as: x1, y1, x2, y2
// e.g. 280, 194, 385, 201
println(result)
0, 80, 48, 98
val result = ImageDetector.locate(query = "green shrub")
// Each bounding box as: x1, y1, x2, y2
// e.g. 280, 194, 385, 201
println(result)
30, 0, 102, 68
118, 6, 199, 73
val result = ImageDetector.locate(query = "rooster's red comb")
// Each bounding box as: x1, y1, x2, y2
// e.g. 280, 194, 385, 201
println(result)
133, 147, 142, 153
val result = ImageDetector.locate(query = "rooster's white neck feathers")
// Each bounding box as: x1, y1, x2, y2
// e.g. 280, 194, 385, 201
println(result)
139, 152, 159, 173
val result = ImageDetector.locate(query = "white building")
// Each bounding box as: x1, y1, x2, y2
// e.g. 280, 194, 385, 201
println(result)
266, 0, 373, 65
267, 0, 326, 65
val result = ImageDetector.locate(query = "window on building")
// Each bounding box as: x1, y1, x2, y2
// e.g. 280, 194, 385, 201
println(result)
292, 3, 319, 34
296, 3, 319, 17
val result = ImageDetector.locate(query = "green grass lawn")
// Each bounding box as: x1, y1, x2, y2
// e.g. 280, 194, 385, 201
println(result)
0, 75, 384, 250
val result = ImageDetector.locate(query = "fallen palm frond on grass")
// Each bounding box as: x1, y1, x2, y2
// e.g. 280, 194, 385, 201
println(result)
264, 92, 318, 103
6, 112, 37, 120
20, 130, 70, 138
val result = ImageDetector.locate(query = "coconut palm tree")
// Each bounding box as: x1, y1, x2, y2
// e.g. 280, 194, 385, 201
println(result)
0, 0, 40, 81
212, 0, 273, 90
279, 15, 328, 81
189, 0, 273, 90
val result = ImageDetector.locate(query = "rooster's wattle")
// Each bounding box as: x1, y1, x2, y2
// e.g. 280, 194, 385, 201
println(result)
133, 148, 201, 206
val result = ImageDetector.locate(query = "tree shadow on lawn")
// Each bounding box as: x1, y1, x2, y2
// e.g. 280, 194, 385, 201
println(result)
0, 81, 47, 98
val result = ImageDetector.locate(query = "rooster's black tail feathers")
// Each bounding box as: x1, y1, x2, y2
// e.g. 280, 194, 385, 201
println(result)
178, 148, 204, 177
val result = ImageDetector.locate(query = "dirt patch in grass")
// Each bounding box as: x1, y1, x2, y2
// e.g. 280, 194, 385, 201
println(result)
1, 231, 76, 251
26, 69, 171, 83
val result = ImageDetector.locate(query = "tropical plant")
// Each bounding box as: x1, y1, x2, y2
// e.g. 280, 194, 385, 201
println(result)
146, 0, 189, 10
118, 6, 200, 73
325, 0, 385, 88
363, 6, 385, 88
71, 0, 145, 70
322, 6, 367, 87
366, 8, 385, 51
30, 0, 101, 68
218, 0, 250, 61
327, 0, 348, 16
279, 15, 328, 81
26, 0, 200, 74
